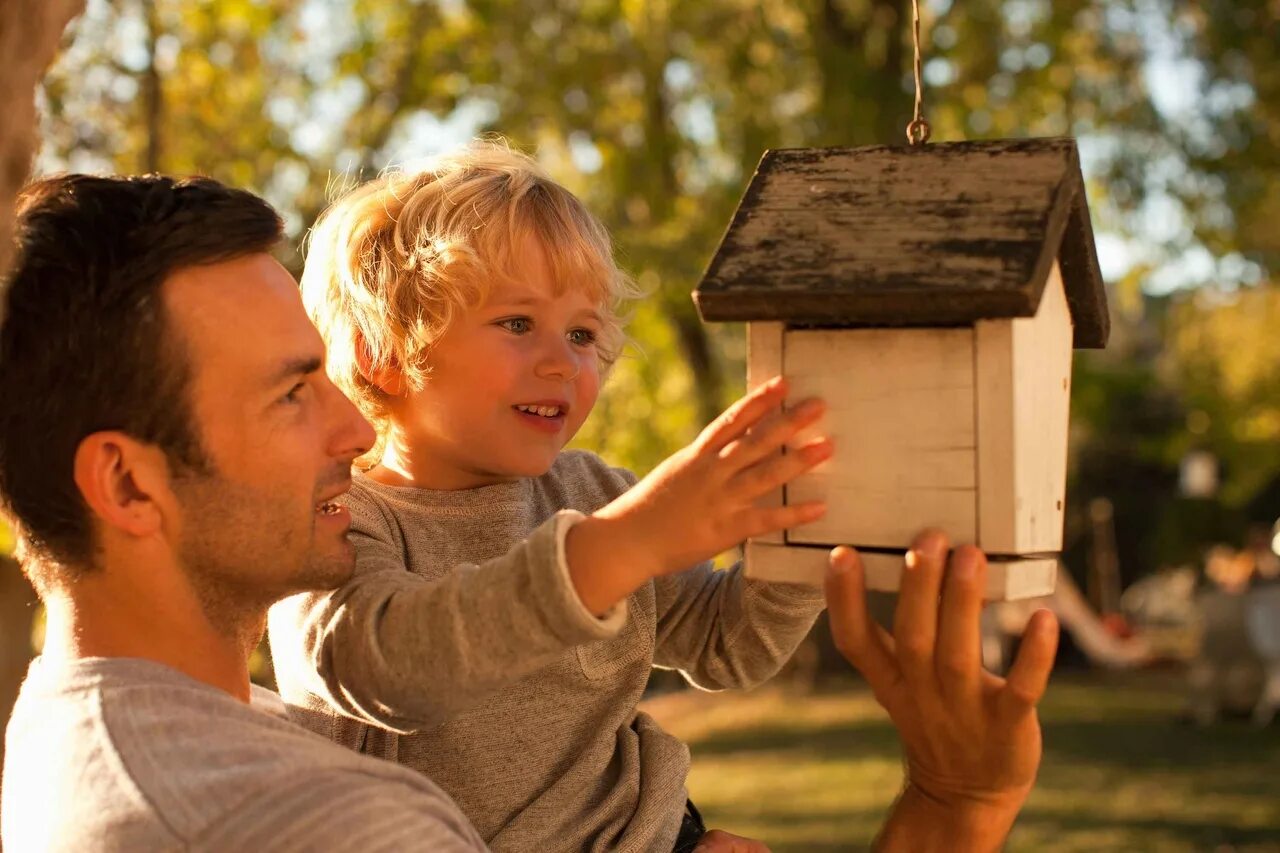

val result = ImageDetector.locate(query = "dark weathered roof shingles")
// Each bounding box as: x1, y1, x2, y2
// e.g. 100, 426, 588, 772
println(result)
693, 138, 1109, 348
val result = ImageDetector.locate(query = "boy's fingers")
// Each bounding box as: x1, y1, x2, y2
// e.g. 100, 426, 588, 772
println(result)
1000, 609, 1059, 718
893, 530, 948, 688
934, 545, 986, 705
697, 377, 787, 453
825, 547, 900, 692
721, 396, 826, 467
730, 437, 833, 497
740, 501, 826, 540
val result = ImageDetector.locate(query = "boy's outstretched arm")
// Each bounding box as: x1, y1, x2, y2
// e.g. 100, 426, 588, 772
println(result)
565, 376, 831, 616
825, 532, 1059, 852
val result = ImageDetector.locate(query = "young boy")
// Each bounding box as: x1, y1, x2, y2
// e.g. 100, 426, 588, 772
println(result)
268, 142, 833, 852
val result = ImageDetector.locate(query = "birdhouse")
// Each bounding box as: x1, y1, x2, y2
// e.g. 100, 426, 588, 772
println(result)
693, 138, 1109, 601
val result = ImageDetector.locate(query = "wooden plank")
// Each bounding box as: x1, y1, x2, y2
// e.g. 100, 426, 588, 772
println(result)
786, 484, 976, 549
747, 322, 786, 544
747, 321, 784, 391
792, 452, 973, 492
693, 138, 1108, 348
782, 327, 978, 550
786, 328, 973, 388
745, 541, 1057, 601
975, 262, 1074, 554
786, 388, 976, 450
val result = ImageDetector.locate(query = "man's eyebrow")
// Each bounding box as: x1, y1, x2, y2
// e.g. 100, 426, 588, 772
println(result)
268, 356, 323, 388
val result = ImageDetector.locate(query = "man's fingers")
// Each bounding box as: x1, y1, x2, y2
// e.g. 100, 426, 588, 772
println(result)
825, 546, 900, 692
934, 545, 986, 704
697, 376, 787, 453
729, 436, 833, 497
1000, 608, 1059, 718
893, 530, 948, 687
693, 829, 772, 853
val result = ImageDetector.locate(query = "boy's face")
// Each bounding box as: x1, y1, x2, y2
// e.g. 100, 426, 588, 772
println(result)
163, 253, 376, 606
386, 237, 603, 489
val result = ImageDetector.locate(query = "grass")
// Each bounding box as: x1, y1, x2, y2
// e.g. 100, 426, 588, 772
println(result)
641, 673, 1280, 852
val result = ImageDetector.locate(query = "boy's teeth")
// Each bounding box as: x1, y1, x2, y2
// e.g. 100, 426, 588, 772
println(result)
517, 404, 561, 417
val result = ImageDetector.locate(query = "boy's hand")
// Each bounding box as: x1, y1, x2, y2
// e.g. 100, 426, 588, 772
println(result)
824, 532, 1059, 852
566, 376, 830, 615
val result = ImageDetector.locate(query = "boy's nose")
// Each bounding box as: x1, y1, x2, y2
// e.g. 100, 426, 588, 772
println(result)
534, 335, 580, 381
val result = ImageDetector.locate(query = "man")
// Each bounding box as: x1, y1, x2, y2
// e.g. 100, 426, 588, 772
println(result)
0, 173, 1056, 851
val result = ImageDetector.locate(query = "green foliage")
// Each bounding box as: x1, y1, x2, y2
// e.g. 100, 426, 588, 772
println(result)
1164, 286, 1280, 507
33, 0, 1280, 562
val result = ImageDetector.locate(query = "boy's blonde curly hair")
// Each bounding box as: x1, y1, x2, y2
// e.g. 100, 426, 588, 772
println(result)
301, 140, 638, 452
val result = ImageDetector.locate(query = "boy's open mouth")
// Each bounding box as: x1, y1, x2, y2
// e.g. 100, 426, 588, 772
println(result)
514, 403, 566, 419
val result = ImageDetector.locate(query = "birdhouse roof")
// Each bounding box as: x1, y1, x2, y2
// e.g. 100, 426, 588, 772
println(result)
693, 138, 1109, 348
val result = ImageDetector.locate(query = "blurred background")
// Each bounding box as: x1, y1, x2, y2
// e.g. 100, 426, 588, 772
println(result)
2, 0, 1278, 849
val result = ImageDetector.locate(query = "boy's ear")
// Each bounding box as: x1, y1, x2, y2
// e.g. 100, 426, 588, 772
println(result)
72, 432, 171, 541
354, 335, 407, 397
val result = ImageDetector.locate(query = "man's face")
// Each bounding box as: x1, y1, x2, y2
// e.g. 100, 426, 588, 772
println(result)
163, 254, 375, 613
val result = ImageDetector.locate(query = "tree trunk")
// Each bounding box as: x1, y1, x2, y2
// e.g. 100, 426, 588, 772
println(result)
0, 557, 36, 730
0, 0, 84, 799
0, 0, 85, 276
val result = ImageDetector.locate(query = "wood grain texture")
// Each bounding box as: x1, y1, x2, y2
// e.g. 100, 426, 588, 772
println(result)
693, 138, 1108, 348
782, 327, 978, 549
975, 262, 1074, 554
747, 322, 786, 544
745, 541, 1057, 601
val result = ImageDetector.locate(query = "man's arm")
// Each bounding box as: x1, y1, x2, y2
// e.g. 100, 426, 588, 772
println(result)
193, 770, 489, 852
824, 532, 1059, 852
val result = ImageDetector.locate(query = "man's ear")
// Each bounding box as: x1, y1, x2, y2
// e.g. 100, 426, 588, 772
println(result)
354, 334, 407, 397
72, 432, 171, 540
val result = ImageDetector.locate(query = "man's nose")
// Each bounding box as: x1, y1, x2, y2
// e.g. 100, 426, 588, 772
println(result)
327, 382, 377, 460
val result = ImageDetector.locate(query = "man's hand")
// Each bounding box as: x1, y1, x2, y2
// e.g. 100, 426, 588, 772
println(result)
566, 375, 830, 615
693, 828, 772, 852
824, 531, 1060, 852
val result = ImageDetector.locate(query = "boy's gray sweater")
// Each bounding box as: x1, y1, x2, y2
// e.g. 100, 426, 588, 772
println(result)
268, 450, 826, 853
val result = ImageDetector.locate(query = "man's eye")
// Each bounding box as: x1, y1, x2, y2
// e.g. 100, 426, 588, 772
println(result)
498, 317, 532, 334
282, 382, 307, 404
568, 328, 598, 347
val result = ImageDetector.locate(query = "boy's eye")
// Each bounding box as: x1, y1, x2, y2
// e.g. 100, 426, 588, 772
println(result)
497, 317, 532, 334
568, 328, 598, 347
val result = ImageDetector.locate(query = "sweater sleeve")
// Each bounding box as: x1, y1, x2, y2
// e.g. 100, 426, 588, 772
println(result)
599, 464, 828, 690
650, 562, 828, 691
267, 504, 624, 734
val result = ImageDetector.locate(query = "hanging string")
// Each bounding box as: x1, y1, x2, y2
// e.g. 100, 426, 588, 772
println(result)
905, 0, 931, 145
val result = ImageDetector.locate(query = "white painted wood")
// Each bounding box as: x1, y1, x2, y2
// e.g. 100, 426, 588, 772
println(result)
786, 482, 976, 549
782, 327, 978, 550
975, 262, 1074, 554
747, 321, 784, 391
745, 541, 1057, 601
747, 322, 786, 544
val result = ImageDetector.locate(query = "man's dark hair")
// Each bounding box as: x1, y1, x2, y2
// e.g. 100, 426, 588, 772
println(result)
0, 174, 283, 584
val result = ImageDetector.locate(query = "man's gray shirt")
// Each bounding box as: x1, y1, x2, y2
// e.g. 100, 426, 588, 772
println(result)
1, 656, 487, 852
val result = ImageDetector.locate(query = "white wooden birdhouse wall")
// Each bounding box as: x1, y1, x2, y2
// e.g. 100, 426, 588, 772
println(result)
693, 139, 1110, 601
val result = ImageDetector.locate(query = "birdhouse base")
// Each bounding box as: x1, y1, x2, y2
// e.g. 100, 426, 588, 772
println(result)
745, 540, 1056, 601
